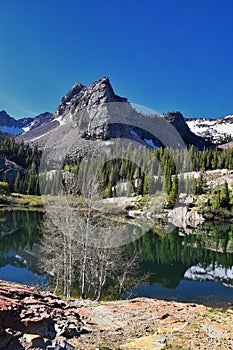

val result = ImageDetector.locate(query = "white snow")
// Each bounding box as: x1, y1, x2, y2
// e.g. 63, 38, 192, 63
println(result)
55, 115, 68, 126
144, 139, 158, 149
130, 131, 158, 149
30, 134, 46, 142
186, 117, 233, 143
184, 263, 233, 287
22, 126, 31, 133
215, 123, 233, 135
0, 126, 23, 135
15, 254, 24, 261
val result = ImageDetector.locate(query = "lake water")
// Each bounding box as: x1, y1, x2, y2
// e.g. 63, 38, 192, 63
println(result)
0, 210, 233, 307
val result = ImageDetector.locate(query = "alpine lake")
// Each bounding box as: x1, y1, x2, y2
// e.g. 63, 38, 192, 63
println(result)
0, 208, 233, 308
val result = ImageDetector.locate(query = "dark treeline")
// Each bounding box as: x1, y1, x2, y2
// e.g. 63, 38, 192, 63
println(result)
0, 138, 41, 195
0, 138, 232, 211
61, 143, 233, 210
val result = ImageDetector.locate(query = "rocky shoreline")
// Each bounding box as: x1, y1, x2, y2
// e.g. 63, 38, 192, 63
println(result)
0, 281, 233, 349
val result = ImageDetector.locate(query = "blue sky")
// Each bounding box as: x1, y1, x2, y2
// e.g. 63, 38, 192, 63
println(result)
0, 0, 233, 119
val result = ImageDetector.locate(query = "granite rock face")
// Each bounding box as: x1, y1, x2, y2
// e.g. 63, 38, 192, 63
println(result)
53, 77, 127, 121
53, 77, 128, 140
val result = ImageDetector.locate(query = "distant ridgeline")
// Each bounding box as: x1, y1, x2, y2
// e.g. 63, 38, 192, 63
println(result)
0, 136, 232, 213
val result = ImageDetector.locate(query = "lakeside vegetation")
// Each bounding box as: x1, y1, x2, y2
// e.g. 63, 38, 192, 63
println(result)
0, 137, 232, 219
0, 137, 232, 301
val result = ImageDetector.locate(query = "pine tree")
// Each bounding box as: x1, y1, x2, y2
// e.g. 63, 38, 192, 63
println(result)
0, 182, 10, 196
220, 182, 230, 210
211, 149, 217, 169
167, 174, 179, 209
195, 173, 204, 195
185, 175, 190, 194
3, 171, 9, 183
212, 188, 220, 210
106, 183, 113, 198
27, 173, 37, 195
14, 172, 21, 193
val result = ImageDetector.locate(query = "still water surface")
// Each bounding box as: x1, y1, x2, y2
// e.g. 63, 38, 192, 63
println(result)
0, 210, 232, 306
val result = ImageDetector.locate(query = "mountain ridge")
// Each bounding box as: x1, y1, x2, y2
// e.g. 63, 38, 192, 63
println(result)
1, 77, 232, 150
186, 115, 233, 144
16, 78, 212, 151
0, 110, 53, 135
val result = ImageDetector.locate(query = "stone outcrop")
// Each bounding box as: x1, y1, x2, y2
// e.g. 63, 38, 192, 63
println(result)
167, 205, 205, 228
164, 111, 210, 149
0, 281, 233, 349
53, 77, 127, 122
0, 281, 83, 349
218, 140, 233, 149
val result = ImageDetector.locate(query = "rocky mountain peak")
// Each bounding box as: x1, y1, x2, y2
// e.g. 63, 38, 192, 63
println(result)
18, 78, 215, 151
0, 110, 17, 126
88, 77, 127, 103
164, 111, 210, 149
53, 77, 127, 120
62, 82, 85, 103
163, 111, 184, 122
0, 110, 9, 117
163, 111, 191, 134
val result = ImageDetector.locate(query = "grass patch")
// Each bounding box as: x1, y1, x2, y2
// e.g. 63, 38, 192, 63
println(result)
10, 193, 43, 207
208, 307, 225, 314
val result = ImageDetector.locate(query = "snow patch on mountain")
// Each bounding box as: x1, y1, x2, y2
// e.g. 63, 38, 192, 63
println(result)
55, 115, 69, 126
22, 126, 31, 133
186, 115, 233, 144
0, 110, 53, 136
130, 131, 158, 148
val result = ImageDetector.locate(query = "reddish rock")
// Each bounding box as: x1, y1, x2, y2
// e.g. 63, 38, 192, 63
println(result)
0, 280, 83, 346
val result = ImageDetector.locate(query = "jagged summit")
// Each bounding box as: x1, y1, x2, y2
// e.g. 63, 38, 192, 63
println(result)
64, 82, 85, 101
17, 77, 215, 151
163, 111, 211, 149
163, 111, 185, 127
54, 77, 127, 120
87, 77, 127, 103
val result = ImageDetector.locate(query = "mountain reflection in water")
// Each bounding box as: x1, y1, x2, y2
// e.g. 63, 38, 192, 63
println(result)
0, 210, 232, 306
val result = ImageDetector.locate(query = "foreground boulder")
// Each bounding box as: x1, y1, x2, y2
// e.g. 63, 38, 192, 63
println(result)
0, 281, 83, 349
